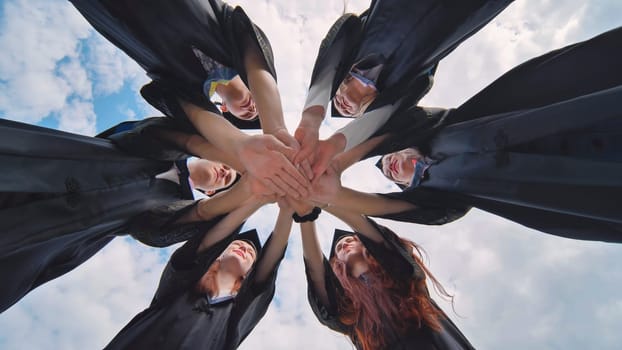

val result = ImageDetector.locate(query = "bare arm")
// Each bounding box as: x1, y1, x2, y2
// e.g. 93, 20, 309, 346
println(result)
242, 37, 288, 137
148, 127, 244, 171
324, 205, 383, 244
196, 196, 264, 253
331, 134, 388, 173
300, 220, 329, 307
253, 206, 294, 284
331, 187, 416, 216
310, 165, 416, 216
182, 101, 310, 197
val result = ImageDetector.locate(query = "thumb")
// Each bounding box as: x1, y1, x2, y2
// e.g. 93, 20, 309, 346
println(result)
311, 153, 331, 181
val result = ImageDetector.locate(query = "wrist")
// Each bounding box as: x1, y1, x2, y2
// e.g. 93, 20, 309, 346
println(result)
292, 207, 322, 223
300, 106, 324, 129
328, 133, 346, 154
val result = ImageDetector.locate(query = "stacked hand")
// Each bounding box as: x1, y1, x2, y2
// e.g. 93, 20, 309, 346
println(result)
236, 134, 310, 198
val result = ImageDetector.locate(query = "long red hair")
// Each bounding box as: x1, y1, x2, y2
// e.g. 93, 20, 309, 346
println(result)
195, 260, 244, 297
329, 236, 452, 350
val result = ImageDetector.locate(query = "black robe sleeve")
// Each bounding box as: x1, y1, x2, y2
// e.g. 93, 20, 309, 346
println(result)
373, 189, 471, 226
70, 0, 275, 130
0, 119, 184, 313
304, 258, 351, 335
97, 117, 195, 161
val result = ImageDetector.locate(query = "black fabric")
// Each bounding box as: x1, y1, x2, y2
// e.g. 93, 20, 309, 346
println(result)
106, 229, 283, 350
373, 27, 622, 243
308, 0, 513, 118
70, 0, 276, 129
0, 118, 199, 312
306, 224, 474, 349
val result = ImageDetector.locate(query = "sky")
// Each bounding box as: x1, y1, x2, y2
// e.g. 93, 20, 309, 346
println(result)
0, 0, 621, 349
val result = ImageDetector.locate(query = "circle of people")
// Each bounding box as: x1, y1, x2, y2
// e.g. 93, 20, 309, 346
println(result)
1, 0, 621, 349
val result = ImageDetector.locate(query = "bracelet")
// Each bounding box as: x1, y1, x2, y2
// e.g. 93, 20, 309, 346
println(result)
292, 207, 322, 223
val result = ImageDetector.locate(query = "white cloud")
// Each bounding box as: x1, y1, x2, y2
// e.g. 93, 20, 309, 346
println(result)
1, 1, 621, 349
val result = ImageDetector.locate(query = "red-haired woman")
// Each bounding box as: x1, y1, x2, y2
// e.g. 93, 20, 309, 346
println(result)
105, 194, 294, 349
288, 199, 473, 349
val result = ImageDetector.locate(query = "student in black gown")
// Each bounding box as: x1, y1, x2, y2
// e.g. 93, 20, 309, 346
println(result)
286, 198, 472, 350
105, 192, 294, 349
70, 0, 310, 196
310, 27, 622, 243
293, 0, 514, 178
0, 115, 265, 313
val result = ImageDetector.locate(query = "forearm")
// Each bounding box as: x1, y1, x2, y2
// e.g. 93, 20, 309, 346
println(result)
182, 100, 248, 154
330, 187, 416, 216
254, 208, 293, 283
299, 105, 325, 130
243, 39, 286, 134
197, 199, 263, 253
176, 177, 252, 223
332, 134, 388, 173
324, 206, 383, 244
300, 220, 329, 306
185, 134, 244, 172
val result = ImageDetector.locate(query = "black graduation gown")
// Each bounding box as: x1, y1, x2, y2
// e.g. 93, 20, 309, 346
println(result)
69, 0, 274, 129
105, 230, 284, 350
306, 220, 474, 350
374, 27, 622, 243
0, 118, 200, 313
308, 0, 513, 117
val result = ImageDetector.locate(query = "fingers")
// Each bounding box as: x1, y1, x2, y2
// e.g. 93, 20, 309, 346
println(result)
271, 174, 303, 199
259, 177, 286, 197
300, 159, 314, 180
268, 140, 298, 163
277, 169, 309, 198
293, 144, 315, 165
275, 152, 311, 190
311, 154, 331, 184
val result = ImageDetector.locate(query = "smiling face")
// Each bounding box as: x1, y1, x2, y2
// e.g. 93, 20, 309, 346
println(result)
188, 159, 237, 195
334, 235, 366, 265
380, 148, 421, 186
333, 74, 378, 117
218, 240, 257, 278
219, 76, 258, 120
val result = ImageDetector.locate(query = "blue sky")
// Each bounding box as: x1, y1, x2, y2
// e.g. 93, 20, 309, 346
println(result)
1, 0, 622, 349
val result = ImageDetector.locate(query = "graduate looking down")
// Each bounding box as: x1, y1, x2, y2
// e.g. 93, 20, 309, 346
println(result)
326, 26, 622, 243
292, 0, 513, 179
285, 196, 473, 350
69, 0, 311, 197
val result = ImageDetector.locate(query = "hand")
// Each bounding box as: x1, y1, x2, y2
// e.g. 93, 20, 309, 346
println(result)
311, 133, 346, 181
310, 164, 341, 204
236, 134, 310, 198
293, 124, 319, 174
241, 174, 273, 197
293, 106, 324, 179
276, 198, 295, 214
272, 128, 300, 160
285, 196, 315, 216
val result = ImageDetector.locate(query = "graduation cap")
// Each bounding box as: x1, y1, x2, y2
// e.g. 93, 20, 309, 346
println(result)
374, 157, 408, 190
235, 229, 262, 258
329, 228, 357, 259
